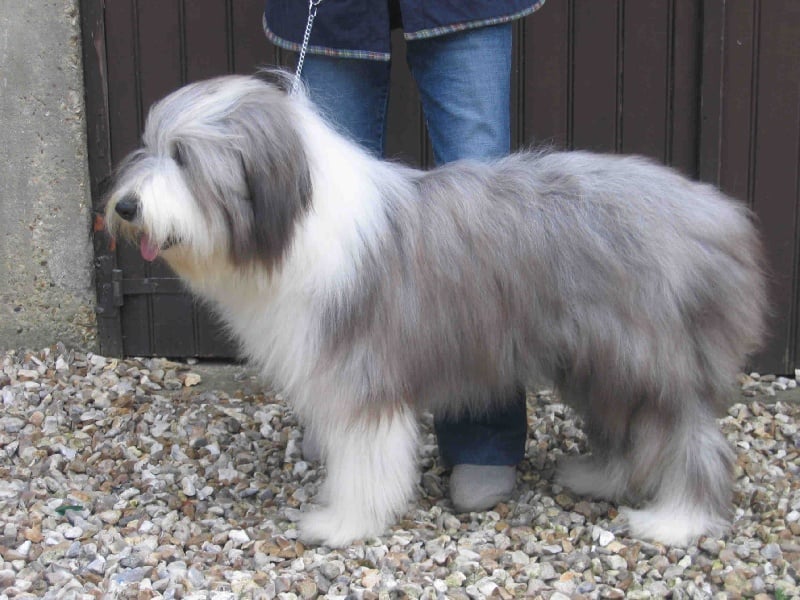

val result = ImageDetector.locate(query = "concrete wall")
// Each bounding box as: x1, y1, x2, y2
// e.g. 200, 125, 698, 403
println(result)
0, 0, 96, 351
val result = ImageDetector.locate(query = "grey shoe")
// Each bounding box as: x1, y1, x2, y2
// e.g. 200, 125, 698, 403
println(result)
449, 464, 516, 513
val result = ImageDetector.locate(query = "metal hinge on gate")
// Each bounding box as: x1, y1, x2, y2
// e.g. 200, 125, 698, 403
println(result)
110, 268, 187, 307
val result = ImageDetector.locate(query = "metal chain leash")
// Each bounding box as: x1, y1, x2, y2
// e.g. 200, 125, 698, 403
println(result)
292, 0, 323, 96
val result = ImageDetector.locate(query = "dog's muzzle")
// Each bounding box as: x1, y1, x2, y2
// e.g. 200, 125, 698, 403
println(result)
115, 194, 140, 222
112, 193, 164, 262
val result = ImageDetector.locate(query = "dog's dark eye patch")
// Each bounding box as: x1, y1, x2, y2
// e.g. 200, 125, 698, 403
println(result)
171, 143, 186, 167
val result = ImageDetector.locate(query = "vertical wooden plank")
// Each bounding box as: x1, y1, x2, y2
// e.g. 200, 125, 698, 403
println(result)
698, 0, 725, 185
184, 0, 231, 81
717, 3, 757, 206
232, 0, 279, 73
702, 0, 800, 372
752, 0, 800, 372
714, 3, 762, 369
523, 0, 570, 148
670, 0, 702, 177
620, 0, 670, 161
80, 0, 123, 355
135, 0, 197, 356
105, 0, 141, 162
105, 0, 151, 356
137, 0, 184, 111
571, 0, 621, 152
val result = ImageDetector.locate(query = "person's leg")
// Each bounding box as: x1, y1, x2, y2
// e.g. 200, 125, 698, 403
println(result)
405, 23, 513, 163
301, 55, 392, 157
406, 24, 528, 511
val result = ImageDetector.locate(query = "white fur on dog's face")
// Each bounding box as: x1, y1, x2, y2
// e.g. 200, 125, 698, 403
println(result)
106, 72, 766, 548
107, 148, 216, 262
105, 74, 311, 272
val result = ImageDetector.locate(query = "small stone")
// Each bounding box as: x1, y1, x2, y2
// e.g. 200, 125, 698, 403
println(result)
296, 579, 318, 599
594, 527, 615, 547
14, 540, 32, 559
229, 529, 251, 545
760, 543, 782, 560
2, 417, 25, 433
24, 526, 43, 543
89, 354, 107, 367
183, 373, 202, 387
537, 563, 557, 581
734, 544, 751, 560
605, 555, 627, 571
42, 415, 60, 435
63, 526, 83, 540
65, 541, 81, 559
98, 510, 122, 524
446, 572, 466, 587
186, 567, 206, 589
724, 570, 748, 593
607, 541, 626, 553
361, 569, 381, 589
510, 550, 529, 565
0, 569, 16, 588
87, 556, 106, 575
17, 368, 40, 380
181, 477, 197, 497
699, 538, 721, 556
113, 567, 149, 585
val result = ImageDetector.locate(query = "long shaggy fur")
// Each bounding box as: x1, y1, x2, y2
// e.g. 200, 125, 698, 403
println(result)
106, 72, 766, 547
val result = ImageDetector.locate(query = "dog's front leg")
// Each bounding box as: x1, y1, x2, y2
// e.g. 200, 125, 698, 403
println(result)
298, 405, 419, 546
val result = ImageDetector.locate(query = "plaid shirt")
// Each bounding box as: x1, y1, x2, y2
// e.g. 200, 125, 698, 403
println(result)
264, 0, 546, 61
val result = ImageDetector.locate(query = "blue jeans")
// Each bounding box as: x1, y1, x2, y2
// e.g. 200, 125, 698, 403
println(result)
302, 23, 527, 466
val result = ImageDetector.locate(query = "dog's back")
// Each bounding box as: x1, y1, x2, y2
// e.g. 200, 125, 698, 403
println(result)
349, 150, 766, 414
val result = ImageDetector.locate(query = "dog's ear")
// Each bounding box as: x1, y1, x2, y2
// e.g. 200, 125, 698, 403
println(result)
236, 110, 313, 270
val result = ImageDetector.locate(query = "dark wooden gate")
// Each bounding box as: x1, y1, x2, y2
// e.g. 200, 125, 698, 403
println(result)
81, 0, 800, 373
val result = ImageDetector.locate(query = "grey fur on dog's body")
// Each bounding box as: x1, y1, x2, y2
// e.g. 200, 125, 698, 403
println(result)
106, 73, 766, 546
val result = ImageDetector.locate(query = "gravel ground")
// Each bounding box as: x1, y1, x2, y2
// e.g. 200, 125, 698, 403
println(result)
0, 346, 798, 599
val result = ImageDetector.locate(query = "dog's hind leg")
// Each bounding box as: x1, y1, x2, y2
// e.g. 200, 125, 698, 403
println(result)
298, 405, 419, 546
555, 383, 632, 502
619, 401, 733, 546
557, 380, 733, 545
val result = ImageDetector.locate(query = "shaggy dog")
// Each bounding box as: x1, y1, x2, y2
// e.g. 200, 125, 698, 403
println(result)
105, 72, 766, 547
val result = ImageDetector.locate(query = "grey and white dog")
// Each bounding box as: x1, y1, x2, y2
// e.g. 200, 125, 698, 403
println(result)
106, 72, 766, 547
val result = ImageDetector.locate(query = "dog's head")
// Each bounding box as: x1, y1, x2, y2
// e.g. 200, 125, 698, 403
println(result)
105, 71, 312, 272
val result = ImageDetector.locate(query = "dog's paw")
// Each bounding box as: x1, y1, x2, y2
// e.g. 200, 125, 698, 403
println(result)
556, 455, 626, 501
298, 508, 385, 547
619, 505, 726, 546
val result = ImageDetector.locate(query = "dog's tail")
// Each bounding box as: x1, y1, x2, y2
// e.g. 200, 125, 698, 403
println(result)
688, 194, 768, 413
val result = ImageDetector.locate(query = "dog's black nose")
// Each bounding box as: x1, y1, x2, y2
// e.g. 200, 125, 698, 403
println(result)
115, 194, 140, 221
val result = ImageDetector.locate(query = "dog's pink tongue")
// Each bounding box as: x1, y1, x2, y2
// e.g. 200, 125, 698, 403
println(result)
140, 235, 160, 262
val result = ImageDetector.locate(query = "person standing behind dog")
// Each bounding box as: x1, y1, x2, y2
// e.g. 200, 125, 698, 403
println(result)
263, 0, 545, 513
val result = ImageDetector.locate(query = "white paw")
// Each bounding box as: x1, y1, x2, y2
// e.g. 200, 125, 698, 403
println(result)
298, 508, 386, 547
620, 506, 727, 546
